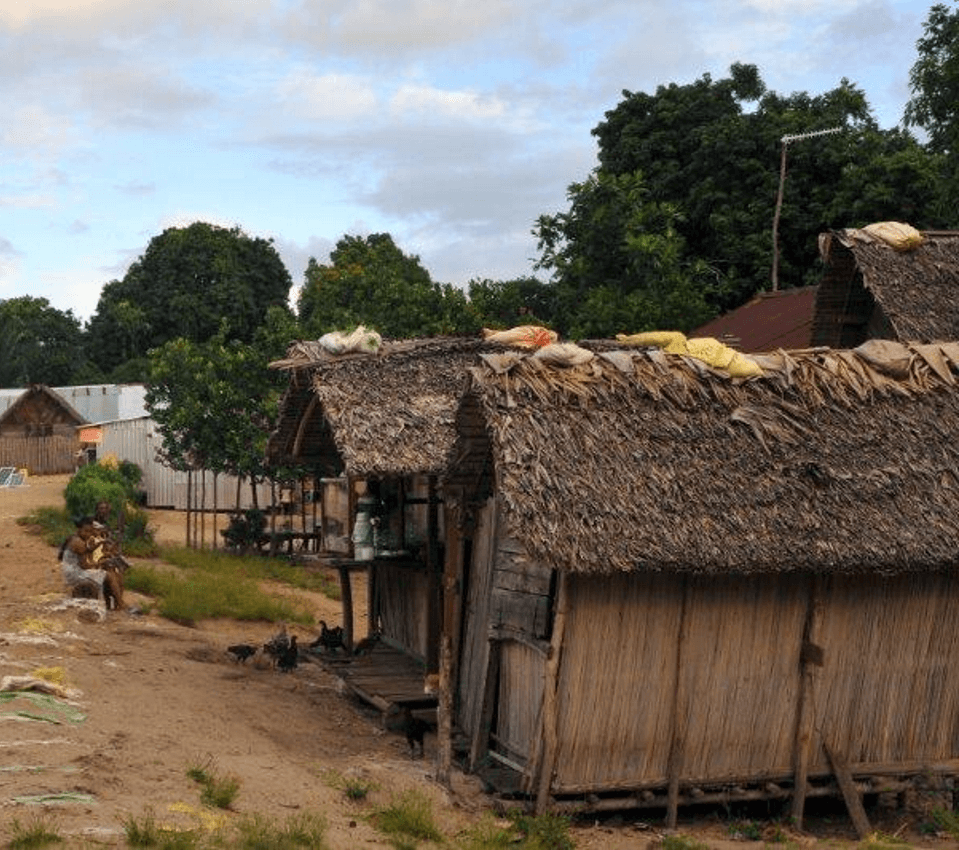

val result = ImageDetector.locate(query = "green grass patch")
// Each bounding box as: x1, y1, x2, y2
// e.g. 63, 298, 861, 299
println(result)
7, 813, 63, 849
126, 556, 314, 626
321, 768, 378, 802
160, 545, 340, 598
234, 811, 329, 849
17, 507, 74, 548
371, 789, 444, 846
186, 757, 241, 810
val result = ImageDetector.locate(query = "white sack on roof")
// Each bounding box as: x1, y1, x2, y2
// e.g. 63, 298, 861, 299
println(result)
318, 325, 382, 355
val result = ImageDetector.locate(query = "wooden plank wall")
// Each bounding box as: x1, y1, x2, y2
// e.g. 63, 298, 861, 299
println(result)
489, 538, 553, 639
377, 560, 429, 662
495, 641, 545, 765
457, 497, 498, 744
0, 435, 78, 475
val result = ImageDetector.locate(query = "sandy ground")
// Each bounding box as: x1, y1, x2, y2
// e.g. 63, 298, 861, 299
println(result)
0, 475, 955, 849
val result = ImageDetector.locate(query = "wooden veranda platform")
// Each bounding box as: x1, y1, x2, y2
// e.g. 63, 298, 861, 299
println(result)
313, 641, 436, 718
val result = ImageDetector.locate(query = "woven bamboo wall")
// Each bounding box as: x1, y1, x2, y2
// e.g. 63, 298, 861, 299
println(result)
542, 569, 959, 796
552, 572, 686, 791
377, 561, 429, 662
811, 570, 959, 773
0, 435, 78, 475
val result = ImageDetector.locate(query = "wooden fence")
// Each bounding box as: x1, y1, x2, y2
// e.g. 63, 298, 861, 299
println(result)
0, 435, 77, 475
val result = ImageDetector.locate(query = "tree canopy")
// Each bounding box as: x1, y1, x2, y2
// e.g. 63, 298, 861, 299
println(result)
297, 233, 478, 338
0, 296, 92, 387
86, 222, 293, 379
584, 65, 941, 313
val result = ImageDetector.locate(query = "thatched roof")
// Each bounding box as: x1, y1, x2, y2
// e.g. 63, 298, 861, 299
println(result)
0, 384, 87, 428
812, 229, 959, 348
447, 340, 959, 576
266, 336, 509, 477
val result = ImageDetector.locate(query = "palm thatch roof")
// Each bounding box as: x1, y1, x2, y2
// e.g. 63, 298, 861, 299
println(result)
266, 336, 509, 477
812, 229, 959, 348
0, 384, 87, 429
447, 339, 959, 576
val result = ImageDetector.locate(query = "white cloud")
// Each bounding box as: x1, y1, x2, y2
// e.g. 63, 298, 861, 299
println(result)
274, 70, 379, 122
389, 84, 508, 123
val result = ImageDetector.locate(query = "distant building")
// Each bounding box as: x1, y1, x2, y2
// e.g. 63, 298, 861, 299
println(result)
692, 286, 817, 353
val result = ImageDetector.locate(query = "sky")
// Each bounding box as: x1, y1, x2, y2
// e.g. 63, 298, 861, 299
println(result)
0, 0, 936, 323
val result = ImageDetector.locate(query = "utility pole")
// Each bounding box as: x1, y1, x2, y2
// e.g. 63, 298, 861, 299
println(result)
771, 126, 843, 290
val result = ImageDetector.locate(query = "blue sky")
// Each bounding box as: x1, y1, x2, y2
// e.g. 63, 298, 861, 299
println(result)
0, 0, 934, 323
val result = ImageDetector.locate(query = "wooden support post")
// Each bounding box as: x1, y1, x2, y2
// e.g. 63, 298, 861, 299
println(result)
791, 574, 825, 828
469, 638, 501, 772
535, 570, 569, 815
824, 741, 872, 839
437, 502, 464, 787
425, 476, 440, 673
666, 576, 692, 829
338, 564, 354, 652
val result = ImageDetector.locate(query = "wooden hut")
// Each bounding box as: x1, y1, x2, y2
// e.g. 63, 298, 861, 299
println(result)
441, 340, 959, 826
267, 336, 509, 706
813, 228, 959, 347
0, 385, 86, 474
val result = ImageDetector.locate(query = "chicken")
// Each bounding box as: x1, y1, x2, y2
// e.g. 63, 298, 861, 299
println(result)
226, 643, 257, 664
309, 620, 345, 654
263, 625, 290, 666
401, 706, 429, 759
277, 634, 299, 673
352, 632, 380, 656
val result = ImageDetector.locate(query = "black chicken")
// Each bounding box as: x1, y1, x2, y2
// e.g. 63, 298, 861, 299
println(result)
277, 634, 299, 672
401, 706, 429, 759
309, 620, 345, 654
226, 643, 257, 664
263, 626, 290, 667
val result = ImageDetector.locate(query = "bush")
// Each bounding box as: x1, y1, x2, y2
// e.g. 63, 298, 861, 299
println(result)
220, 508, 267, 553
64, 461, 154, 550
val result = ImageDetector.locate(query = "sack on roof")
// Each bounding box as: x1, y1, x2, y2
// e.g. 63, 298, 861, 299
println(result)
318, 325, 382, 355
482, 325, 558, 349
858, 221, 924, 252
617, 331, 762, 377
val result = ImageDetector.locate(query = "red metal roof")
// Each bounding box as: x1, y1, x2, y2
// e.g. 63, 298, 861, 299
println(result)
692, 286, 818, 353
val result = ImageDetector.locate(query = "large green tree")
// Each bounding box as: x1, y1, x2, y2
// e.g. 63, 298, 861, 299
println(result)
535, 170, 718, 338
466, 276, 557, 329
297, 233, 477, 338
590, 65, 939, 310
905, 2, 959, 155
0, 296, 92, 387
904, 2, 959, 214
145, 306, 296, 506
87, 222, 293, 379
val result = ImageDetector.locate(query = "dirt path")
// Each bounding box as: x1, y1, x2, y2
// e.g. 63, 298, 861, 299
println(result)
0, 477, 953, 849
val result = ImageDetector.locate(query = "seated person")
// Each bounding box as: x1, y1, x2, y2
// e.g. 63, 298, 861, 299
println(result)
58, 516, 124, 610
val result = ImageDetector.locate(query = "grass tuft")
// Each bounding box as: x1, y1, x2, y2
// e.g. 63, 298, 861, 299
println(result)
8, 813, 63, 849
371, 789, 444, 845
235, 811, 329, 849
187, 757, 241, 810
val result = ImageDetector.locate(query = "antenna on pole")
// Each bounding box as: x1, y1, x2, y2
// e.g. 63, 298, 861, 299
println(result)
771, 126, 843, 291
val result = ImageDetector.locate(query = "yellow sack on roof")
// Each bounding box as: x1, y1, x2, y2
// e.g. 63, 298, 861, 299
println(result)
617, 332, 763, 377
482, 325, 558, 349
861, 221, 924, 252
616, 331, 688, 353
